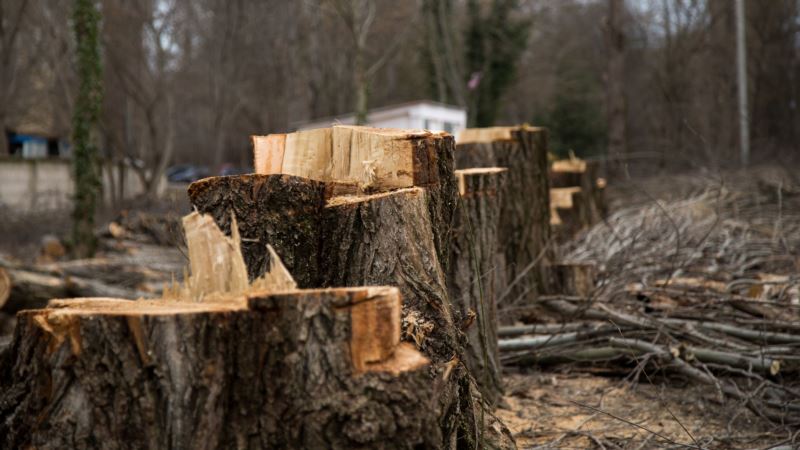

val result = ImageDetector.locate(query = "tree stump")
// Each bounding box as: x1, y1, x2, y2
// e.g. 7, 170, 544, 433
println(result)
448, 168, 506, 405
456, 126, 553, 303
187, 174, 327, 286
0, 288, 440, 450
547, 262, 597, 297
251, 125, 458, 273
550, 186, 589, 238
550, 158, 606, 225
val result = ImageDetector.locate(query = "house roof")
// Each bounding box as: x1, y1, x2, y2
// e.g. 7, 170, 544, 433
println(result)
292, 100, 466, 131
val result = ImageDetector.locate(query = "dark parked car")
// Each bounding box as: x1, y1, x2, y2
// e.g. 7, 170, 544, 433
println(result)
167, 165, 210, 183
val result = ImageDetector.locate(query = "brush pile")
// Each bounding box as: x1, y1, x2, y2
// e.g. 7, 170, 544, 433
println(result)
500, 167, 800, 426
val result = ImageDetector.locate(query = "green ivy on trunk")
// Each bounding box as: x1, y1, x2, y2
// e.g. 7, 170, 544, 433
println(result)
71, 0, 103, 257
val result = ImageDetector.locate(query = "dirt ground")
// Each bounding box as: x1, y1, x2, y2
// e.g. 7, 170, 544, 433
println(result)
496, 370, 789, 449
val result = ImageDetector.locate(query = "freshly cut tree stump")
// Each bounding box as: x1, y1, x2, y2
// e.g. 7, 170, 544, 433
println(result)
448, 168, 506, 405
550, 186, 589, 237
550, 158, 607, 224
0, 288, 439, 450
456, 126, 553, 302
0, 213, 441, 449
187, 174, 326, 286
252, 125, 459, 273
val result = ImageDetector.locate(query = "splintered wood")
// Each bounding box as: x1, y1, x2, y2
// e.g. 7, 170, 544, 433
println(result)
181, 212, 250, 297
253, 125, 448, 192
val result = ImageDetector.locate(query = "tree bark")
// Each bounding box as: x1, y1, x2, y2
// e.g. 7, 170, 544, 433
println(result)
447, 168, 506, 405
456, 126, 553, 304
320, 187, 490, 448
0, 288, 442, 450
606, 0, 628, 160
187, 174, 327, 287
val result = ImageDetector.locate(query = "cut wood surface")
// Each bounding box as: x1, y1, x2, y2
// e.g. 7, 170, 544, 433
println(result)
456, 125, 553, 303
253, 125, 452, 192
448, 167, 506, 405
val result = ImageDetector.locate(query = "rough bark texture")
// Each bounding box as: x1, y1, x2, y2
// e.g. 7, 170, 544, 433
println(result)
0, 288, 441, 450
456, 127, 553, 303
188, 174, 327, 287
448, 168, 506, 405
413, 134, 459, 276
320, 188, 501, 449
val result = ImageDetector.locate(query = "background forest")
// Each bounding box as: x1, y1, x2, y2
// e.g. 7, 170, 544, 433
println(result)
2, 0, 799, 187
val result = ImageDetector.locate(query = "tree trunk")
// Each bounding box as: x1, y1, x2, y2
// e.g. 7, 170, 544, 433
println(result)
456, 126, 553, 305
447, 168, 506, 405
0, 287, 442, 450
187, 174, 327, 287
606, 0, 627, 160
250, 126, 459, 274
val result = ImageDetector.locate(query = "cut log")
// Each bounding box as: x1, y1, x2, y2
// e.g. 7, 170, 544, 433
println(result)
0, 288, 441, 449
448, 168, 506, 405
0, 265, 146, 313
456, 125, 553, 303
187, 174, 327, 286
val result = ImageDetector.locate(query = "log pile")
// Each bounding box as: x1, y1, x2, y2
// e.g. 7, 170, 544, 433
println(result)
500, 179, 800, 426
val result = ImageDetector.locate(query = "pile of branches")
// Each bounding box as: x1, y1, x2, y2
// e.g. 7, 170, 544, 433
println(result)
501, 168, 800, 426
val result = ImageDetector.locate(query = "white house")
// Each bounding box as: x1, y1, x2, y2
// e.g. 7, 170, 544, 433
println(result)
295, 100, 467, 135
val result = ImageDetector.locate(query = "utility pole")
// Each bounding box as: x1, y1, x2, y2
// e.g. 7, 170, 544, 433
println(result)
735, 0, 749, 166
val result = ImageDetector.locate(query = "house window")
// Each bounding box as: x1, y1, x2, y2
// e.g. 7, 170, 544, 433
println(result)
424, 119, 431, 130
443, 122, 454, 133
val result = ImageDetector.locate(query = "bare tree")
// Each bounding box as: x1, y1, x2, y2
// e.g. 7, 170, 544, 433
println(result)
0, 0, 30, 155
605, 0, 627, 160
